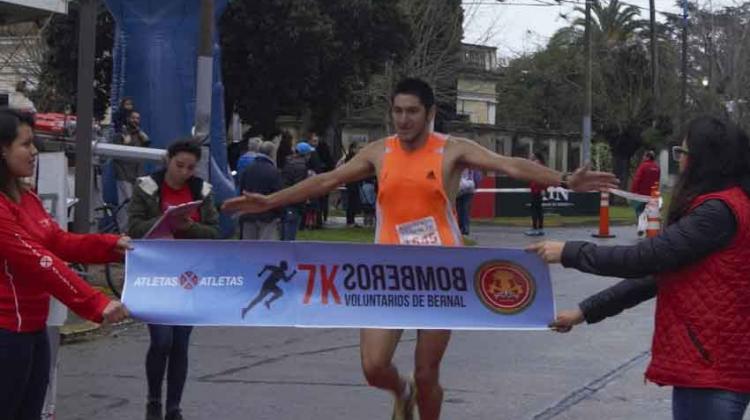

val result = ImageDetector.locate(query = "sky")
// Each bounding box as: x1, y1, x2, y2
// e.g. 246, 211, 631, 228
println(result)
462, 0, 739, 57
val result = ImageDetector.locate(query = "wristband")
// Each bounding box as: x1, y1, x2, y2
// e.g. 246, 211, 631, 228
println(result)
560, 172, 571, 189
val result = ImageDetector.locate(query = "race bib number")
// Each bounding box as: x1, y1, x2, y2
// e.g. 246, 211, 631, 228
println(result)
396, 216, 442, 246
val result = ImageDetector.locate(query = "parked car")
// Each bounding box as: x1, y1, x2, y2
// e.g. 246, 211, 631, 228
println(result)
34, 113, 76, 137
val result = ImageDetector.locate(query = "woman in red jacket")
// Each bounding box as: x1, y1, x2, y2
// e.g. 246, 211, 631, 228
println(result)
530, 116, 750, 420
0, 109, 129, 420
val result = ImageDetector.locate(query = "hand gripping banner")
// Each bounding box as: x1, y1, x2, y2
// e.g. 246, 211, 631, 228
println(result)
123, 240, 554, 330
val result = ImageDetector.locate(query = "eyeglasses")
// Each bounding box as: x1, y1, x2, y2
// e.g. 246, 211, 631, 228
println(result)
672, 146, 690, 162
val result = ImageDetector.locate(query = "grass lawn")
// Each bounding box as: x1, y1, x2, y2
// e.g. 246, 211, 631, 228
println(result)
299, 192, 671, 237
477, 191, 671, 228
297, 227, 376, 243
476, 205, 637, 228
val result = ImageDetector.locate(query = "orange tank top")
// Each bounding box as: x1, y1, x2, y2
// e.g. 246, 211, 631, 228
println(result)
375, 133, 463, 246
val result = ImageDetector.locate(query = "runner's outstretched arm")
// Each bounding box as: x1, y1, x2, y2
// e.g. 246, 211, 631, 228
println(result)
285, 270, 297, 282
455, 137, 618, 192
223, 142, 378, 215
258, 266, 270, 277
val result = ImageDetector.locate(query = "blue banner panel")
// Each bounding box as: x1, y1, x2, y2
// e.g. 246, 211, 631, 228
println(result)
123, 241, 554, 330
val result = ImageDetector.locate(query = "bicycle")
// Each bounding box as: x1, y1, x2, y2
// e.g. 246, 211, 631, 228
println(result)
92, 199, 130, 298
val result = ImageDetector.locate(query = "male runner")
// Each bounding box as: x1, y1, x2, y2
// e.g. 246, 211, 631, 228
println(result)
241, 260, 297, 317
224, 78, 618, 419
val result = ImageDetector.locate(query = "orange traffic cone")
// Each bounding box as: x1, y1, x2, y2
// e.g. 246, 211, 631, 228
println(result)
646, 183, 661, 238
592, 190, 616, 238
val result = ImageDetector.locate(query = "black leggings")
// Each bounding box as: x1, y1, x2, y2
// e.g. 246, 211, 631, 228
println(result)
0, 328, 50, 420
530, 195, 544, 229
345, 185, 361, 225
146, 324, 194, 413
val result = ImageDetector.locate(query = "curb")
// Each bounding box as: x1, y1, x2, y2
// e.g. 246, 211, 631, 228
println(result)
60, 319, 136, 345
60, 320, 100, 339
474, 220, 634, 228
59, 285, 122, 343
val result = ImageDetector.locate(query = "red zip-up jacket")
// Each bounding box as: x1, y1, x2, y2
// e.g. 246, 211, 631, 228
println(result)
631, 160, 660, 196
530, 181, 546, 196
0, 190, 119, 333
648, 188, 750, 392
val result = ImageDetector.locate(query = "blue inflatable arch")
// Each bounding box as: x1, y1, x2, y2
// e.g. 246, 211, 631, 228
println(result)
104, 0, 235, 234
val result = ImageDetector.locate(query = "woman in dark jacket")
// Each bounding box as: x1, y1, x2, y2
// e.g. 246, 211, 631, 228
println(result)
530, 116, 750, 420
128, 139, 220, 420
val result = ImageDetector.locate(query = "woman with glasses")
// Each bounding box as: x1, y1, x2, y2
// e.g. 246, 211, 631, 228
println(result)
529, 116, 750, 420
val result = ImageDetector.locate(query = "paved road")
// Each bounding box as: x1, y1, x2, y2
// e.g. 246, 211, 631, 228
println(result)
57, 224, 684, 419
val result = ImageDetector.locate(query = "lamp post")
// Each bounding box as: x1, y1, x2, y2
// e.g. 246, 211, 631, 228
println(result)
582, 0, 592, 164
73, 0, 96, 233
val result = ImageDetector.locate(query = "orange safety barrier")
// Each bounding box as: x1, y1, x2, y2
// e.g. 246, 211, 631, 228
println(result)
592, 190, 616, 238
646, 183, 662, 238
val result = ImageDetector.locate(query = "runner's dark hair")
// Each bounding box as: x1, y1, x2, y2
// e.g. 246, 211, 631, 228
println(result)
392, 78, 435, 110
167, 138, 202, 161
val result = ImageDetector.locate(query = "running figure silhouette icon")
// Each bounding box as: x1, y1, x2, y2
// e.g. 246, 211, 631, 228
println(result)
241, 261, 297, 318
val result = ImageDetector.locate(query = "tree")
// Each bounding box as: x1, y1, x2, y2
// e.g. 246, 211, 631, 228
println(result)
0, 22, 48, 89
573, 0, 645, 46
220, 0, 409, 137
356, 0, 464, 130
664, 2, 750, 129
495, 0, 681, 187
573, 1, 670, 187
303, 0, 410, 134
220, 0, 332, 136
33, 3, 114, 119
495, 28, 586, 133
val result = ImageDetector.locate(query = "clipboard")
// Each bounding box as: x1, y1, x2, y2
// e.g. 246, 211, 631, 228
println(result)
144, 200, 204, 239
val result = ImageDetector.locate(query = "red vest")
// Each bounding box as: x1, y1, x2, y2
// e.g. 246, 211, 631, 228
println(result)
646, 187, 750, 392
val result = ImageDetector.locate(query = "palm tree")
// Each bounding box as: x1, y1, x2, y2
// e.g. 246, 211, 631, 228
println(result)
572, 1, 652, 188
573, 0, 645, 48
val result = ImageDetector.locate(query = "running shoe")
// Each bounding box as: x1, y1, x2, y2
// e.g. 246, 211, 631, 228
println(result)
391, 376, 416, 420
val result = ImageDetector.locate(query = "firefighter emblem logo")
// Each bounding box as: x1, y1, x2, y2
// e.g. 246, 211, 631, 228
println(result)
475, 261, 535, 314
